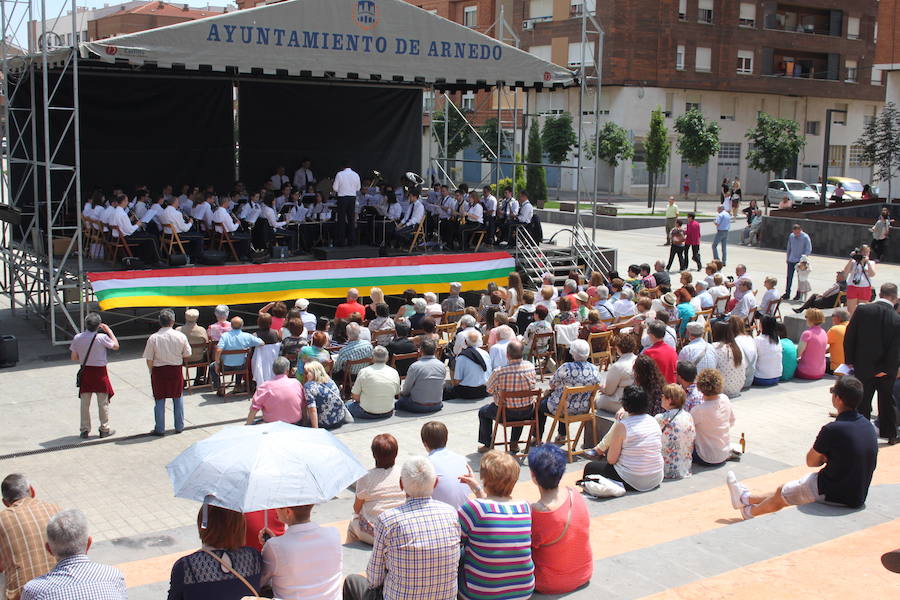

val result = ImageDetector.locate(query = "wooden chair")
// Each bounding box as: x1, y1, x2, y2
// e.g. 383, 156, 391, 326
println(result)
436, 322, 459, 344
644, 286, 661, 299
340, 357, 374, 400
370, 329, 396, 344
390, 352, 419, 380
160, 222, 187, 258
215, 348, 253, 397
107, 225, 134, 264
471, 229, 486, 252
713, 294, 730, 317
587, 331, 613, 370
213, 222, 240, 262
407, 220, 425, 254
443, 310, 464, 324
529, 331, 556, 382
544, 384, 601, 462
833, 291, 847, 308
183, 342, 212, 393
491, 389, 542, 457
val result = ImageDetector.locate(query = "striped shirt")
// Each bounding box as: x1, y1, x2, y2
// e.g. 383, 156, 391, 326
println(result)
21, 555, 126, 600
0, 497, 61, 600
486, 360, 537, 409
458, 499, 534, 600
615, 414, 665, 492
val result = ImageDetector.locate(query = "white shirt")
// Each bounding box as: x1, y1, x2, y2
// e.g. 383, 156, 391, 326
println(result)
759, 288, 779, 316
401, 201, 425, 227
179, 196, 193, 216
292, 167, 316, 190
489, 340, 510, 370
691, 394, 735, 464
332, 168, 361, 197
271, 174, 290, 189
133, 200, 148, 220
261, 204, 286, 229
728, 292, 757, 318
518, 200, 533, 224
482, 194, 497, 215
466, 203, 484, 224
754, 336, 783, 379
212, 206, 239, 232
108, 205, 137, 237
678, 338, 718, 371
288, 204, 309, 222
274, 194, 289, 211
506, 198, 520, 218
192, 202, 214, 229
439, 195, 455, 219
261, 522, 342, 600
239, 201, 262, 224
428, 448, 471, 509
140, 202, 164, 227
696, 290, 714, 309
386, 202, 403, 221
161, 205, 191, 233
453, 327, 482, 357
351, 363, 401, 414
612, 299, 636, 318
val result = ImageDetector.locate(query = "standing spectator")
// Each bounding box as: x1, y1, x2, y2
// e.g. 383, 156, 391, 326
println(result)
832, 180, 845, 202
643, 320, 678, 383
457, 451, 535, 600
844, 283, 900, 444
445, 330, 492, 401
664, 196, 679, 245
143, 310, 191, 436
395, 340, 446, 414
682, 174, 690, 201
753, 317, 783, 386
342, 458, 461, 600
826, 308, 850, 372
783, 224, 812, 301
347, 434, 406, 545
245, 357, 308, 425
711, 205, 731, 266
207, 304, 231, 342
332, 160, 361, 246
209, 316, 264, 394
478, 341, 536, 454
421, 422, 471, 509
527, 444, 592, 595
796, 309, 827, 380
21, 509, 126, 600
685, 212, 702, 271
538, 340, 601, 442
70, 313, 118, 439
168, 505, 262, 599
0, 474, 61, 600
656, 384, 696, 480
842, 245, 876, 315
349, 346, 400, 420
177, 308, 208, 387
335, 288, 366, 321
691, 369, 736, 467
596, 335, 637, 412
302, 362, 346, 430
678, 321, 718, 372
666, 218, 687, 271
870, 207, 892, 261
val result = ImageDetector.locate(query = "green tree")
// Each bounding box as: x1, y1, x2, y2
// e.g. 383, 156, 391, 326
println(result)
674, 107, 720, 212
514, 153, 527, 194
745, 112, 806, 209
855, 102, 900, 203
432, 109, 470, 169
542, 112, 578, 200
584, 121, 634, 166
526, 123, 547, 207
645, 107, 671, 214
476, 117, 507, 161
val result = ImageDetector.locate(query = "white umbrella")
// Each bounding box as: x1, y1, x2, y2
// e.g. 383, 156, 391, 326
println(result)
166, 421, 366, 512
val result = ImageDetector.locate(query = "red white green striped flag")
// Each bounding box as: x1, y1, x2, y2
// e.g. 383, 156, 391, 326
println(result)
87, 252, 516, 310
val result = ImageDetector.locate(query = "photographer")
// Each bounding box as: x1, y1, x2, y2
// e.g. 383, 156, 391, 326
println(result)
870, 207, 893, 262
842, 245, 877, 315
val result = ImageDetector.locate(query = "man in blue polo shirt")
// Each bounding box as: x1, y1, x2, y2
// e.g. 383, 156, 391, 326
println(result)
711, 204, 731, 266
725, 376, 877, 519
209, 316, 263, 394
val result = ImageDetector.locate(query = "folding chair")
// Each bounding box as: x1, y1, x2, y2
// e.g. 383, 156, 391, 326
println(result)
213, 222, 240, 262
436, 322, 459, 344
390, 352, 419, 380
491, 389, 542, 458
833, 291, 847, 307
587, 331, 613, 370
183, 342, 212, 393
529, 331, 556, 382
471, 229, 486, 252
555, 321, 581, 364
370, 329, 397, 344
215, 348, 253, 397
713, 294, 730, 317
107, 225, 134, 264
341, 357, 374, 400
443, 310, 464, 324
407, 220, 425, 254
160, 223, 187, 258
544, 384, 601, 462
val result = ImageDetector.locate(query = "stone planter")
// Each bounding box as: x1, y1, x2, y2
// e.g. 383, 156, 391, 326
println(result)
559, 202, 576, 212
595, 205, 618, 216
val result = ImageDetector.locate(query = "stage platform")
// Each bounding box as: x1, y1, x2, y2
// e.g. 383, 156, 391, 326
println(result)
310, 245, 383, 260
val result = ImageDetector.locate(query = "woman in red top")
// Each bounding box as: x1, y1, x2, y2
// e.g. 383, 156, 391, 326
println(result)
685, 212, 703, 272
528, 444, 592, 594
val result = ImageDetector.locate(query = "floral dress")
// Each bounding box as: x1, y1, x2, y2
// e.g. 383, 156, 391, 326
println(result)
714, 343, 745, 398
655, 408, 695, 479
303, 379, 345, 429
546, 361, 602, 414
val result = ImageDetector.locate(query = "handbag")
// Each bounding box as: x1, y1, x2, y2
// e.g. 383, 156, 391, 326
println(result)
533, 489, 575, 548
75, 333, 98, 389
200, 549, 259, 598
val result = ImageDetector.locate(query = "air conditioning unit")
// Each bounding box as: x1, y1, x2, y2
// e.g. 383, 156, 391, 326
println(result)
522, 19, 534, 30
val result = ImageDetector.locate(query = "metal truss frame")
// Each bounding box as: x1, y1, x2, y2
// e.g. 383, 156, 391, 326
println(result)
1, 0, 84, 345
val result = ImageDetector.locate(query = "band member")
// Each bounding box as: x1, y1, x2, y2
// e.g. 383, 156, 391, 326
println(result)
191, 192, 216, 233
260, 195, 299, 253
333, 159, 361, 247
437, 184, 455, 248
239, 191, 263, 228
108, 194, 160, 264
482, 185, 498, 245
132, 188, 150, 221
499, 187, 520, 245
274, 182, 292, 212
391, 192, 425, 247
495, 186, 513, 245
177, 184, 194, 216
506, 191, 534, 247
213, 196, 251, 259
160, 198, 205, 261
161, 184, 175, 204
292, 158, 316, 191
139, 194, 165, 235
457, 193, 484, 250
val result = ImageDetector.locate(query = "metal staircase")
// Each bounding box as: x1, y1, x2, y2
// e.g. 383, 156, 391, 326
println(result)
514, 223, 616, 290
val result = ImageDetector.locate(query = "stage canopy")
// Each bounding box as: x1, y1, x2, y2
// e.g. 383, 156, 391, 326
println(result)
80, 0, 574, 89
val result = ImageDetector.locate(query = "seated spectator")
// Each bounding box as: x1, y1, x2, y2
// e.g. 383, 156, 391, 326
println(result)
480, 290, 505, 322
302, 361, 346, 429
673, 288, 696, 336
731, 318, 758, 391
245, 357, 308, 425
792, 271, 847, 313
726, 376, 876, 519
691, 369, 735, 467
512, 290, 537, 333
593, 285, 615, 320
395, 339, 446, 414
168, 505, 262, 599
739, 207, 762, 246
457, 451, 535, 599
414, 317, 440, 349
826, 308, 850, 372
332, 322, 374, 381
778, 322, 798, 381
727, 279, 757, 320
553, 297, 577, 326
677, 361, 704, 412
295, 298, 317, 333
452, 314, 482, 358
657, 384, 696, 480
579, 309, 608, 348
260, 503, 342, 600
711, 320, 745, 398
421, 421, 470, 509
295, 330, 331, 380
527, 445, 592, 595
347, 434, 406, 545
368, 303, 396, 346
678, 321, 717, 371
348, 346, 400, 420
386, 321, 417, 376
207, 304, 231, 342
423, 292, 443, 319
342, 458, 460, 600
409, 298, 428, 331
210, 316, 264, 393
522, 305, 553, 360
441, 281, 466, 315
758, 276, 780, 317
573, 291, 591, 322
753, 316, 783, 386
652, 261, 671, 287
488, 325, 514, 370
796, 308, 827, 380
633, 354, 666, 416
640, 312, 677, 349
446, 330, 492, 401
536, 285, 557, 315
658, 292, 680, 322
539, 339, 601, 441
279, 318, 306, 358
478, 341, 535, 453
643, 319, 678, 383
255, 312, 281, 345
365, 287, 385, 321
259, 301, 288, 332
335, 288, 366, 321
487, 312, 514, 347
22, 509, 126, 600
596, 335, 637, 412
178, 308, 209, 385
694, 280, 714, 309
612, 286, 636, 318
581, 385, 665, 492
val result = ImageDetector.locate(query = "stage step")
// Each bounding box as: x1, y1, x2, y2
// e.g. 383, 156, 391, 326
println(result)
311, 245, 383, 260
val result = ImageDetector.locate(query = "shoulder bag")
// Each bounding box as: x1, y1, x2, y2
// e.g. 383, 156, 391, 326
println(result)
532, 488, 575, 548
75, 334, 98, 389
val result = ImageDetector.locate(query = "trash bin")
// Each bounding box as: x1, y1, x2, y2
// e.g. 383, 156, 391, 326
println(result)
0, 335, 18, 368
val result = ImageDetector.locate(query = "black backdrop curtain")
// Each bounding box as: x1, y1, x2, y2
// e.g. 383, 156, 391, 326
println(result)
238, 81, 421, 190
78, 73, 234, 194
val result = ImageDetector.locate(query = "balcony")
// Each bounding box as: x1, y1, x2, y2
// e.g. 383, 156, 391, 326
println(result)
766, 50, 838, 81
763, 4, 842, 37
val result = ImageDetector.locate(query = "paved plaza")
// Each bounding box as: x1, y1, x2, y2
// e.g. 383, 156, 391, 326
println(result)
1, 218, 898, 599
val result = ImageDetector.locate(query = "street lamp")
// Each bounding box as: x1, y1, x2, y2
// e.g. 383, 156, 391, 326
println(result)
820, 108, 847, 206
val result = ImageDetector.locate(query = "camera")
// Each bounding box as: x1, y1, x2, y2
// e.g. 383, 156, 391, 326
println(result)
851, 248, 864, 263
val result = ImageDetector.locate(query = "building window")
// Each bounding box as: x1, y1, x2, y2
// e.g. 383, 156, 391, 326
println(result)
720, 97, 736, 121
736, 50, 753, 74
678, 0, 687, 21
461, 91, 475, 112
529, 45, 552, 63
806, 121, 820, 135
632, 139, 669, 186
697, 0, 713, 24
570, 0, 596, 17
847, 17, 860, 40
66, 32, 72, 45
463, 5, 477, 27
423, 91, 435, 113
828, 145, 845, 169
695, 46, 711, 72
529, 0, 553, 19
845, 60, 858, 82
686, 101, 701, 112
665, 92, 674, 117
675, 45, 685, 70
872, 66, 883, 86
739, 3, 755, 27
719, 143, 741, 161
848, 144, 867, 167
568, 41, 596, 67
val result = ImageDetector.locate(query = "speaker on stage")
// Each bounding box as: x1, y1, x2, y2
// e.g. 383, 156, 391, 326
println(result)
199, 251, 227, 266
0, 335, 18, 368
121, 257, 146, 269
168, 254, 188, 267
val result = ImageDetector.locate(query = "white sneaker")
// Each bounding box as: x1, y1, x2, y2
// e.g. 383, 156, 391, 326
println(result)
726, 471, 749, 509
740, 505, 755, 520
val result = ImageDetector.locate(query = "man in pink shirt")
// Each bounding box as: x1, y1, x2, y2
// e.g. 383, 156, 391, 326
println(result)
334, 288, 366, 321
643, 320, 677, 383
685, 212, 702, 272
246, 357, 310, 425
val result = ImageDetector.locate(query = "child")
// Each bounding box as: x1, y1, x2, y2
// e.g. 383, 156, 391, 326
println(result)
795, 255, 811, 302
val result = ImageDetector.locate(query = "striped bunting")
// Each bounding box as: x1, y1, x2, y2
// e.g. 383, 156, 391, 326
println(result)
87, 252, 516, 310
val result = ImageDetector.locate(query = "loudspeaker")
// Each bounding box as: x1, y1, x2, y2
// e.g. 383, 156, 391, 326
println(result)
0, 335, 18, 368
250, 249, 269, 264
271, 245, 289, 259
199, 251, 227, 266
168, 254, 188, 267
121, 257, 145, 269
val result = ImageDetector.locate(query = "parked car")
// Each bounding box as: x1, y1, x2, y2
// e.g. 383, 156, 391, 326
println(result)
764, 179, 820, 207
826, 176, 864, 200
810, 183, 836, 204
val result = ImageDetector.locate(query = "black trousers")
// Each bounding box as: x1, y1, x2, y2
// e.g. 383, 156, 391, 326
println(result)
125, 231, 160, 264
228, 231, 252, 260
796, 293, 840, 311
176, 231, 206, 261
478, 402, 533, 446
343, 575, 382, 600
458, 221, 484, 250
689, 244, 702, 270
335, 196, 356, 246
860, 375, 897, 439
872, 238, 887, 262
666, 244, 688, 271
443, 383, 487, 401
581, 458, 635, 491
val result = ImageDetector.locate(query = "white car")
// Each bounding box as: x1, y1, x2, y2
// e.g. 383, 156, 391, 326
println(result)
764, 179, 820, 207
811, 183, 836, 205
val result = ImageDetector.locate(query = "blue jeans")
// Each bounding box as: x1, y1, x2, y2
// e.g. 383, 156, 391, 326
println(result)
785, 261, 798, 295
209, 363, 243, 389
394, 395, 442, 413
712, 230, 728, 264
346, 401, 392, 420
154, 397, 184, 433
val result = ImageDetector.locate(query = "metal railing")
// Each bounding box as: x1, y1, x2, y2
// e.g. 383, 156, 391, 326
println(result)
571, 222, 612, 278
515, 225, 549, 289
